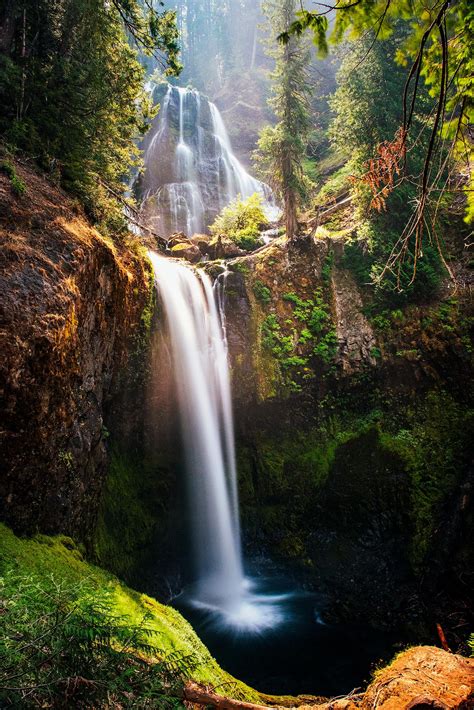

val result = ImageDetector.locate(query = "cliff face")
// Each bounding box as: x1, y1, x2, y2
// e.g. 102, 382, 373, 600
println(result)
0, 159, 150, 544
222, 235, 473, 637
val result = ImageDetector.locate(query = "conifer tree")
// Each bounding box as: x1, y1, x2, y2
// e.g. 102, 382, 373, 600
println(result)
255, 0, 312, 243
0, 0, 180, 230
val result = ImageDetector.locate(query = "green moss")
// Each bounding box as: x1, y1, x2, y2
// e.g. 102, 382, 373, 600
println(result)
239, 392, 473, 578
379, 391, 474, 570
94, 447, 172, 580
170, 242, 191, 254
134, 262, 156, 358
230, 260, 250, 275
238, 424, 367, 562
0, 524, 260, 701
253, 279, 271, 304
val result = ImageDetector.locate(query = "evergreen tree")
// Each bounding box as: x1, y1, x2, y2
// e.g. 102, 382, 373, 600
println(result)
330, 30, 444, 300
280, 0, 474, 274
0, 0, 180, 231
329, 35, 407, 165
255, 0, 312, 243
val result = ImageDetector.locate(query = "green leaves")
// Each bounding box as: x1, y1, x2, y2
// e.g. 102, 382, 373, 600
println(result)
278, 11, 329, 57
210, 193, 268, 251
0, 0, 181, 230
256, 1, 313, 238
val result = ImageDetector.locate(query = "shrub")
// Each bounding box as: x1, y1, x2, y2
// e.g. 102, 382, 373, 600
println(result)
210, 193, 268, 251
0, 570, 195, 708
1, 160, 26, 196
253, 279, 271, 304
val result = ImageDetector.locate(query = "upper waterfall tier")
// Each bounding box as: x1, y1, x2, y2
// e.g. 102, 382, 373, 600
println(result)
137, 84, 275, 237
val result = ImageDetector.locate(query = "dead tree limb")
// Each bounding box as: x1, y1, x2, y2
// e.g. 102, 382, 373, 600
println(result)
183, 681, 280, 710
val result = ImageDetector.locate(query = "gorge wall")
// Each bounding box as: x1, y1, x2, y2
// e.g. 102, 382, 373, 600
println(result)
1, 158, 472, 655
0, 159, 151, 545
219, 235, 473, 641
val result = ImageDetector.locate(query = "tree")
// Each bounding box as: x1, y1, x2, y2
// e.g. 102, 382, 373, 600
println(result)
280, 0, 473, 278
0, 0, 180, 231
255, 0, 312, 243
330, 28, 444, 300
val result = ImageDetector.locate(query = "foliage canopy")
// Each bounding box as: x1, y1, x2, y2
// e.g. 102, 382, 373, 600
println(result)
0, 0, 180, 231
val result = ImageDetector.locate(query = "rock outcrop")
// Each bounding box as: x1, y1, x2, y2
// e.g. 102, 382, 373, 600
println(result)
220, 233, 473, 640
0, 159, 150, 543
331, 263, 377, 372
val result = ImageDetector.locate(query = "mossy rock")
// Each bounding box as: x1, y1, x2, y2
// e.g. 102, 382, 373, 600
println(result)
170, 242, 201, 262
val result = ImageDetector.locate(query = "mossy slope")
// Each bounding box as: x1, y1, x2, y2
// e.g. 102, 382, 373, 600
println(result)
0, 523, 262, 703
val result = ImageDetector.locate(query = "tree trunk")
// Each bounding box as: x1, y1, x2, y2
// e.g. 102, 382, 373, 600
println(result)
0, 0, 17, 54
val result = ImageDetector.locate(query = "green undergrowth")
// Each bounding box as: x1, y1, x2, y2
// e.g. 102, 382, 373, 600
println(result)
0, 159, 26, 196
0, 524, 261, 706
260, 285, 337, 393
238, 419, 371, 563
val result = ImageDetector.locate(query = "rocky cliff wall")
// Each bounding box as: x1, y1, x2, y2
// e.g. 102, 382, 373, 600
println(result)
222, 235, 473, 642
0, 159, 151, 544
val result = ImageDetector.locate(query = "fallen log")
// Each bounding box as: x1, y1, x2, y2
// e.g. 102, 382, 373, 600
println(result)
183, 681, 281, 710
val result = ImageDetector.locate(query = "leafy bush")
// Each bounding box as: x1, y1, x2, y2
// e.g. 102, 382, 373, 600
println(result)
210, 193, 268, 251
0, 570, 194, 708
1, 160, 26, 196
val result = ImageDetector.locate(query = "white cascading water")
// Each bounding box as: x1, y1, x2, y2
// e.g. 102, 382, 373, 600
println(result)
149, 251, 285, 630
140, 84, 277, 237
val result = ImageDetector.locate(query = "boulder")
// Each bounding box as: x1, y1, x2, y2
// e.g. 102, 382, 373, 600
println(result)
167, 232, 189, 248
209, 234, 247, 259
190, 233, 213, 255
170, 241, 202, 263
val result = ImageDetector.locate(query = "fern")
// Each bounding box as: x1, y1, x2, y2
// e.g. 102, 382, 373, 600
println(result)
0, 569, 194, 708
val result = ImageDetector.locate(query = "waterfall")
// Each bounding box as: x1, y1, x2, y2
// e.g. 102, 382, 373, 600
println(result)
149, 252, 286, 631
149, 252, 244, 606
139, 84, 276, 237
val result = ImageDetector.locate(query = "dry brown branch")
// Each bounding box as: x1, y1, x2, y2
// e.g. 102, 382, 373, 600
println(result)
183, 682, 280, 709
